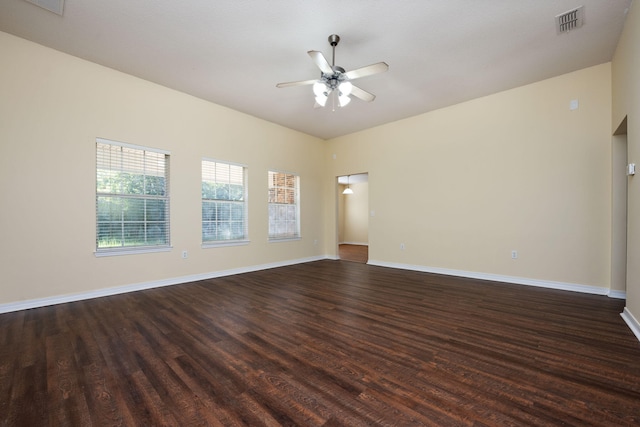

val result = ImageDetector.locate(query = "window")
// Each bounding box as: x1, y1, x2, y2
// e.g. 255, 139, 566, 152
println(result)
268, 170, 300, 240
96, 139, 170, 253
202, 159, 248, 245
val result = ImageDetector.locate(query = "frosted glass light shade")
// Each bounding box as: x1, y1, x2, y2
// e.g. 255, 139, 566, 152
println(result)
339, 93, 351, 107
339, 81, 353, 96
313, 81, 328, 97
315, 95, 328, 107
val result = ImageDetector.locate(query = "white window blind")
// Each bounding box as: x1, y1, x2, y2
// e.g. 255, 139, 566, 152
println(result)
96, 139, 170, 252
268, 170, 300, 240
202, 159, 248, 243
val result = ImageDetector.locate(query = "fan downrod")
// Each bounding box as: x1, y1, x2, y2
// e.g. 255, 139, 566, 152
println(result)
328, 34, 341, 67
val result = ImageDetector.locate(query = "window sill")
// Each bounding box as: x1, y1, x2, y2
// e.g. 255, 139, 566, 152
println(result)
202, 240, 250, 249
95, 246, 173, 257
268, 237, 301, 243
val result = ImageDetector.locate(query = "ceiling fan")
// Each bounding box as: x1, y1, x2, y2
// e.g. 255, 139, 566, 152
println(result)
276, 34, 389, 109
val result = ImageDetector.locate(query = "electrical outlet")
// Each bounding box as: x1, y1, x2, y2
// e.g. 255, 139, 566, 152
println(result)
511, 250, 518, 259
313, 239, 318, 246
182, 250, 188, 259
400, 243, 405, 250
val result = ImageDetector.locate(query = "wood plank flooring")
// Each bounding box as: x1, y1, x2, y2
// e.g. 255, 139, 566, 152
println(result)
2, 260, 640, 426
338, 244, 368, 263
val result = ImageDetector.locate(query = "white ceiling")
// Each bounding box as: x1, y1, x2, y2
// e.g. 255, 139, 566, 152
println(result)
0, 0, 632, 140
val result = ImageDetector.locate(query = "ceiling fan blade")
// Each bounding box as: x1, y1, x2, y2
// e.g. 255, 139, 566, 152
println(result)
350, 85, 376, 102
344, 62, 389, 80
276, 79, 318, 88
308, 50, 334, 75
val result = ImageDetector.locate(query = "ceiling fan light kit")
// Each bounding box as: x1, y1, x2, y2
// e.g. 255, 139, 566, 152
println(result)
276, 34, 388, 110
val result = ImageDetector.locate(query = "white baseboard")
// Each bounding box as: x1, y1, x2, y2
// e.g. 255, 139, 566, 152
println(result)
1, 256, 625, 321
607, 290, 627, 299
339, 242, 368, 246
621, 308, 640, 342
0, 256, 326, 314
367, 259, 609, 295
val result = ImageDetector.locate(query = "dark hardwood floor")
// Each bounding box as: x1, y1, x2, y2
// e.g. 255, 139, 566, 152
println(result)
2, 260, 640, 426
338, 244, 368, 263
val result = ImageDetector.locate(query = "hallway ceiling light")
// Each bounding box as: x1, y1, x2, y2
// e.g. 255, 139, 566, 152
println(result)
343, 175, 354, 194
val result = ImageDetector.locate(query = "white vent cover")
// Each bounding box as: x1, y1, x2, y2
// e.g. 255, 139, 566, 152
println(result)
24, 0, 64, 15
556, 6, 584, 33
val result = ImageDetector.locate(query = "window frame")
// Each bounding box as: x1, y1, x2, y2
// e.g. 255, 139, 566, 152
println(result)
268, 169, 301, 242
95, 138, 171, 257
201, 158, 249, 248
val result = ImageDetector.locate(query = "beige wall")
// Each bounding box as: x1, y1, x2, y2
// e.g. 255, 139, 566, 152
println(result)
0, 28, 625, 310
0, 31, 325, 306
341, 181, 369, 245
612, 3, 640, 321
326, 63, 612, 290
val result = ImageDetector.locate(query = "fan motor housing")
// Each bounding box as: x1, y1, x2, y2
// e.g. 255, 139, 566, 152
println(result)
322, 66, 347, 90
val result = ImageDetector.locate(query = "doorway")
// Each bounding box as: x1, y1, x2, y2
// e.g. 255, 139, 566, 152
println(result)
337, 173, 369, 263
611, 117, 628, 297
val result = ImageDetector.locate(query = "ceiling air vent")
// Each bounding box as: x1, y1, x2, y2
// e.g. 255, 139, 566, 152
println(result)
556, 6, 584, 33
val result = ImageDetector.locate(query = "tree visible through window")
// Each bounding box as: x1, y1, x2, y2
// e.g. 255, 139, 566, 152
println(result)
202, 159, 247, 243
268, 171, 299, 239
96, 139, 170, 251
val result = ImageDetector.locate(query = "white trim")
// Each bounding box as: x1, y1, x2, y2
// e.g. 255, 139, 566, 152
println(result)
608, 290, 627, 299
95, 246, 173, 257
268, 237, 302, 243
268, 167, 299, 176
339, 242, 369, 246
367, 259, 609, 295
0, 256, 325, 314
202, 240, 250, 249
202, 156, 248, 168
97, 137, 170, 155
621, 308, 640, 343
